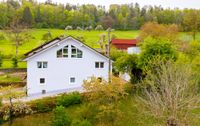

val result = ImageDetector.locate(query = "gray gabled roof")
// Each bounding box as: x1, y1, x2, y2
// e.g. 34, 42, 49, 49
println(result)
24, 35, 111, 61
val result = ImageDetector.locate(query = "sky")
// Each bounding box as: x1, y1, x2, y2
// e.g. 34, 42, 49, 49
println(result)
36, 0, 200, 9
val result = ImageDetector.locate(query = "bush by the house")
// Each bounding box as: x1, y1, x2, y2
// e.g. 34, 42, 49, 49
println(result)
11, 57, 18, 68
52, 106, 71, 126
56, 92, 81, 107
71, 119, 92, 126
0, 102, 33, 121
28, 96, 57, 113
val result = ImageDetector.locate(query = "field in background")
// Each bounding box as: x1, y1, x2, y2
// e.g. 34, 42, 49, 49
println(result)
0, 29, 200, 68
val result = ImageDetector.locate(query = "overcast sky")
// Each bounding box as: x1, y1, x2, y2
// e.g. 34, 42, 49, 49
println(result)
36, 0, 200, 9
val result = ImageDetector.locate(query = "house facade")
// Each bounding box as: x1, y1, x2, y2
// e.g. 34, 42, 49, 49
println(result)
24, 36, 111, 96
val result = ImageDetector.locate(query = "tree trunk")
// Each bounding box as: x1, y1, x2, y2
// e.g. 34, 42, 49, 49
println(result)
193, 31, 196, 41
167, 118, 178, 126
9, 97, 13, 126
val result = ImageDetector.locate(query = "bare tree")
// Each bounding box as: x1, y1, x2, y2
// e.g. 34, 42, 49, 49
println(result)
139, 61, 200, 126
5, 17, 27, 57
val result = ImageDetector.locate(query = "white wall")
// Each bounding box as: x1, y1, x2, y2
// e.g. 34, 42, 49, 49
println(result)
27, 38, 109, 96
127, 47, 141, 54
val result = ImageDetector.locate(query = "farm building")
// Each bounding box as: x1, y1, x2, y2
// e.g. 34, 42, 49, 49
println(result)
111, 39, 141, 54
24, 36, 112, 96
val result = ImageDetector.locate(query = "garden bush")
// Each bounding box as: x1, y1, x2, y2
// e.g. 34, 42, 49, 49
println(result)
28, 97, 57, 113
56, 92, 81, 107
11, 57, 18, 68
52, 106, 71, 126
0, 102, 33, 121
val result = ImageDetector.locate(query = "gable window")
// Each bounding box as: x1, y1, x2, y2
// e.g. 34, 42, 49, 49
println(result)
40, 78, 45, 84
71, 45, 83, 58
95, 62, 104, 68
70, 77, 75, 83
37, 62, 48, 68
57, 45, 68, 58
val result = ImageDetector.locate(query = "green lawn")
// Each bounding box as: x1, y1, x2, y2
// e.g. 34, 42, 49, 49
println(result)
0, 29, 200, 68
0, 74, 21, 83
0, 29, 140, 57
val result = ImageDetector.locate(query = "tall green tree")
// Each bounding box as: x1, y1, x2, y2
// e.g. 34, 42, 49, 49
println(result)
22, 6, 33, 26
183, 9, 200, 40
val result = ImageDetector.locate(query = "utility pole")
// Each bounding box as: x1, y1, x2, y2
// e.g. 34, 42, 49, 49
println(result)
107, 27, 111, 83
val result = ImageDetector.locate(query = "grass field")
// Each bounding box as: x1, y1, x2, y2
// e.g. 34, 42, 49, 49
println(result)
0, 29, 200, 68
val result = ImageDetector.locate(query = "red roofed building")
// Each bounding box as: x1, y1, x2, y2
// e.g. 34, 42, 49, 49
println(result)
111, 39, 138, 50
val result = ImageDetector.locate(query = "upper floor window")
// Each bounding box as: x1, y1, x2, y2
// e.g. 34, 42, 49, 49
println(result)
71, 45, 83, 58
95, 62, 104, 68
57, 45, 68, 58
37, 62, 48, 68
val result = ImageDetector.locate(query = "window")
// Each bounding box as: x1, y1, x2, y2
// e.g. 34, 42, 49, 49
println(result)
43, 62, 48, 68
37, 62, 48, 68
71, 45, 83, 58
37, 62, 42, 68
95, 62, 104, 68
42, 90, 46, 94
70, 77, 75, 83
57, 46, 68, 58
40, 78, 45, 84
95, 62, 99, 68
100, 62, 104, 68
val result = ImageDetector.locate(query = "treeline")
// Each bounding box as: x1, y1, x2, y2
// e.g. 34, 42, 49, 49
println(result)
0, 0, 200, 31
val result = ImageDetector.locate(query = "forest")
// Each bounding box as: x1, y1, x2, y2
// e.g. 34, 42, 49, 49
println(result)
0, 0, 200, 32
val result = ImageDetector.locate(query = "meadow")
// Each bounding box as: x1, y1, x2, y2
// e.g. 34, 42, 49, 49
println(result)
0, 29, 200, 68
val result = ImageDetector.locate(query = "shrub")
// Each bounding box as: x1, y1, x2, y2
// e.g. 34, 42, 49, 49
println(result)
76, 26, 83, 31
11, 57, 18, 68
52, 106, 71, 126
0, 34, 5, 40
0, 102, 33, 121
65, 25, 73, 30
29, 97, 57, 113
77, 104, 99, 123
56, 92, 81, 107
71, 119, 92, 126
95, 25, 103, 31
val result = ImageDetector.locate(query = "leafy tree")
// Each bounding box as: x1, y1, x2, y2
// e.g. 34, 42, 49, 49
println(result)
183, 9, 200, 40
22, 6, 33, 26
138, 37, 177, 71
115, 54, 142, 83
100, 15, 114, 29
139, 22, 179, 42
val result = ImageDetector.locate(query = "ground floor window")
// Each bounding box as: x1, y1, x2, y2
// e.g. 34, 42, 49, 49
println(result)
70, 77, 75, 83
40, 78, 45, 84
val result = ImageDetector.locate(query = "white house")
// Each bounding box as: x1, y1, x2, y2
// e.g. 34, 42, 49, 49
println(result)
24, 36, 111, 96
